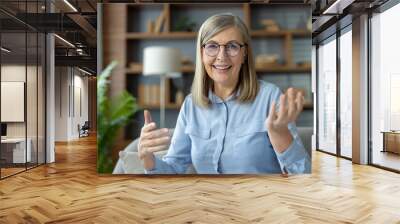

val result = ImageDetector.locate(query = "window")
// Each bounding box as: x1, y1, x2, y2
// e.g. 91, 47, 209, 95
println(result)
339, 26, 352, 158
317, 35, 337, 154
0, 1, 47, 179
370, 2, 400, 171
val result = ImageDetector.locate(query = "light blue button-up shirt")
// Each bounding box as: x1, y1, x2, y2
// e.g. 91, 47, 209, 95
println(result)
145, 80, 311, 174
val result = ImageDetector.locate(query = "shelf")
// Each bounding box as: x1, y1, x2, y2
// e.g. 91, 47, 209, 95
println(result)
139, 103, 181, 110
251, 29, 311, 38
126, 32, 197, 39
139, 102, 312, 110
255, 64, 311, 73
126, 64, 195, 74
126, 30, 310, 40
126, 64, 310, 75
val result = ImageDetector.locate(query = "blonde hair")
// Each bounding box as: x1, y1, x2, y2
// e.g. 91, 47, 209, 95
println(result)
191, 13, 259, 107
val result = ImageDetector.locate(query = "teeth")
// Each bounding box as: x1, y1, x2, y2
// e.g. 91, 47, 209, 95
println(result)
213, 65, 231, 69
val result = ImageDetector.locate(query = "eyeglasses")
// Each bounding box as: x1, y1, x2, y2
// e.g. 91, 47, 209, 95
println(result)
202, 42, 246, 57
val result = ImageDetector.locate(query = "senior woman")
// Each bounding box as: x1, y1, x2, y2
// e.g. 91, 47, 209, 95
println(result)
138, 14, 311, 174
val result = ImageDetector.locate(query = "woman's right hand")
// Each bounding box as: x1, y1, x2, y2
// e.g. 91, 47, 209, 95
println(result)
138, 110, 171, 170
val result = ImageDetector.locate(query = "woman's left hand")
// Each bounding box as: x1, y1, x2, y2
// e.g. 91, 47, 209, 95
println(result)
265, 88, 304, 153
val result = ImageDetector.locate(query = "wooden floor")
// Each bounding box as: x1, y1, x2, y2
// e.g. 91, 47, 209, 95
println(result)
372, 150, 400, 171
1, 167, 26, 178
1, 135, 400, 223
1, 163, 45, 178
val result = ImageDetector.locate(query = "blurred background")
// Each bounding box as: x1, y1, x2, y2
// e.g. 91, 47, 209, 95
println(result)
99, 2, 312, 164
0, 0, 97, 178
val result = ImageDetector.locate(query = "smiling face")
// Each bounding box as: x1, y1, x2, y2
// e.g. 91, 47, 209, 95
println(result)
202, 26, 246, 93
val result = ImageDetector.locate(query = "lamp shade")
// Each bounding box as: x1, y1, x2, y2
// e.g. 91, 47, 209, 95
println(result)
143, 46, 182, 77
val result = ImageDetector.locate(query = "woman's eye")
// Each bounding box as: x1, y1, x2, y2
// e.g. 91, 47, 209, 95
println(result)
227, 43, 240, 50
207, 44, 219, 49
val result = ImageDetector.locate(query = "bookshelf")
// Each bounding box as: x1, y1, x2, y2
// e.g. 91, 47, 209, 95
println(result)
126, 64, 311, 75
126, 32, 197, 39
102, 3, 313, 135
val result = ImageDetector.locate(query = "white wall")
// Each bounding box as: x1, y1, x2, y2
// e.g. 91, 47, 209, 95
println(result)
55, 67, 68, 141
55, 67, 89, 141
1, 64, 46, 164
1, 65, 27, 133
1, 65, 39, 137
72, 72, 89, 138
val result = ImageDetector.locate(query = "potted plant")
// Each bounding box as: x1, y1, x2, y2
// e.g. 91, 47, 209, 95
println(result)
174, 16, 196, 32
97, 61, 139, 173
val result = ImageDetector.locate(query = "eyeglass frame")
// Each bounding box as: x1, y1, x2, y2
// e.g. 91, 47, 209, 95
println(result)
202, 41, 247, 57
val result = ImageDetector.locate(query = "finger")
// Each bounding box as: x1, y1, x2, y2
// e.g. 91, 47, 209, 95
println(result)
295, 91, 305, 116
146, 145, 170, 153
287, 88, 296, 119
268, 100, 278, 121
144, 110, 153, 125
141, 122, 157, 133
141, 136, 171, 148
278, 94, 287, 121
286, 87, 294, 101
142, 128, 169, 140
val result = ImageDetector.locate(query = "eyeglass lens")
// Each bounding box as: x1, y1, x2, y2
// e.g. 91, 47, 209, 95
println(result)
204, 42, 242, 57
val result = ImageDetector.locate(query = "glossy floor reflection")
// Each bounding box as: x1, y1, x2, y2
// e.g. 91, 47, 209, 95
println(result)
0, 134, 399, 223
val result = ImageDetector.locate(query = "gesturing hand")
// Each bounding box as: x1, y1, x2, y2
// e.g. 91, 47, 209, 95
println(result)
265, 88, 304, 153
138, 110, 171, 160
266, 88, 304, 133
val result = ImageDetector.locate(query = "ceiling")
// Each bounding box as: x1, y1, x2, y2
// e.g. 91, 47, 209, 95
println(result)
0, 0, 97, 14
311, 0, 390, 42
1, 32, 45, 65
7, 0, 392, 72
0, 0, 97, 73
102, 0, 312, 3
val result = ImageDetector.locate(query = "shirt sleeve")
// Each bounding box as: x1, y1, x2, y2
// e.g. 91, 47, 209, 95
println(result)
274, 123, 311, 174
268, 85, 311, 174
144, 97, 192, 174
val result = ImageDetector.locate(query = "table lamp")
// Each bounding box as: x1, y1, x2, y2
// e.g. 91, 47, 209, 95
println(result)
143, 46, 182, 128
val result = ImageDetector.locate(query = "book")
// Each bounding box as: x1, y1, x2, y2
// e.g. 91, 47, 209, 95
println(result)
154, 10, 165, 33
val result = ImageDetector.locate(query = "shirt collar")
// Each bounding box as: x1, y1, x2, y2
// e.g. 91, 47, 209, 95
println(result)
208, 88, 240, 104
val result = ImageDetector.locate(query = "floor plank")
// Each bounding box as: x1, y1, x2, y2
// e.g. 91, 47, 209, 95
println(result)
372, 150, 400, 171
0, 135, 400, 223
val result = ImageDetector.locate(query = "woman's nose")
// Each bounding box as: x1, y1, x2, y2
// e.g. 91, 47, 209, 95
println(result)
216, 45, 228, 60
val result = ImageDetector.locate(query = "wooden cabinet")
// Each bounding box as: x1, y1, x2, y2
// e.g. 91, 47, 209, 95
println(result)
382, 132, 400, 154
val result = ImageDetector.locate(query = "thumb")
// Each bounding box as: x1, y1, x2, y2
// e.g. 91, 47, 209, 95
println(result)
144, 110, 153, 125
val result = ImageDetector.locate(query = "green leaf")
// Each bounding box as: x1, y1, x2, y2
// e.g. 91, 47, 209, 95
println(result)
111, 91, 138, 123
97, 61, 139, 173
